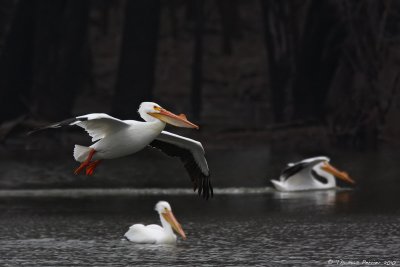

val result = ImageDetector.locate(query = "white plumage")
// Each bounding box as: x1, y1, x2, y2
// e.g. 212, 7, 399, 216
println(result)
124, 201, 186, 244
75, 113, 130, 142
270, 156, 355, 191
30, 102, 212, 198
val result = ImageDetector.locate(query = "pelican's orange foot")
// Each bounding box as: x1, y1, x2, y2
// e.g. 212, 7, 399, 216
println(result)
74, 149, 96, 175
85, 160, 102, 176
74, 162, 87, 175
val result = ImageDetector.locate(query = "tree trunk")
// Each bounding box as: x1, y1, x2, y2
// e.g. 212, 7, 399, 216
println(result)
291, 0, 344, 121
190, 0, 204, 121
112, 0, 161, 118
217, 0, 239, 55
31, 0, 89, 120
167, 0, 178, 40
260, 0, 295, 123
0, 0, 35, 123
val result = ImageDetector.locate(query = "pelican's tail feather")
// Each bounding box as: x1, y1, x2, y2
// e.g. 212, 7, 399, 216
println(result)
270, 179, 286, 191
74, 145, 91, 162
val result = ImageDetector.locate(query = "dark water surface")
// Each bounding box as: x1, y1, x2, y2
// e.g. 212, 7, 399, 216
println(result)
0, 146, 400, 266
0, 189, 399, 267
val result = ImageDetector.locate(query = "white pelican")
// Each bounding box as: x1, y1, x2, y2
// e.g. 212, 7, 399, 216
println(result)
30, 102, 212, 199
124, 201, 186, 244
270, 156, 355, 191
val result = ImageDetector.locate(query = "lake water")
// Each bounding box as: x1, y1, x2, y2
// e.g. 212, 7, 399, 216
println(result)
0, 188, 399, 266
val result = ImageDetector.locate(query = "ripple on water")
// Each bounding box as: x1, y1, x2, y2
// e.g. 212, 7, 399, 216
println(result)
0, 193, 399, 266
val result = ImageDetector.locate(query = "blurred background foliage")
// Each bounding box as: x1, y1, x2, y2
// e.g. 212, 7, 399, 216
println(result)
0, 0, 399, 149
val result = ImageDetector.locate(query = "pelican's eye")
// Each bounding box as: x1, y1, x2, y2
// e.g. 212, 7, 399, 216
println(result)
153, 105, 161, 111
164, 207, 168, 212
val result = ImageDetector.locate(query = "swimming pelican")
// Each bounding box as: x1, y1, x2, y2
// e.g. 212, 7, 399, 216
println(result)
30, 102, 212, 199
124, 201, 186, 244
270, 156, 355, 191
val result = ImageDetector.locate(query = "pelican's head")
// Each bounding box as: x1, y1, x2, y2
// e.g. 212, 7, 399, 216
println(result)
155, 201, 186, 240
138, 102, 199, 129
316, 160, 355, 185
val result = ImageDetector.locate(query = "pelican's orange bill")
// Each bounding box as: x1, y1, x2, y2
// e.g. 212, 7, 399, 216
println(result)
162, 210, 187, 240
150, 108, 199, 129
321, 162, 355, 185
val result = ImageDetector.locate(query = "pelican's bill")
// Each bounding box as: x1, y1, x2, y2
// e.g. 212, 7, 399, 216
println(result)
162, 210, 186, 240
150, 108, 199, 129
321, 162, 355, 185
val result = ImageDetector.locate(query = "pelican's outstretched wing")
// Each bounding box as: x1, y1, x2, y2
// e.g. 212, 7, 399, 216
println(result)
29, 113, 130, 142
149, 131, 213, 199
280, 156, 329, 181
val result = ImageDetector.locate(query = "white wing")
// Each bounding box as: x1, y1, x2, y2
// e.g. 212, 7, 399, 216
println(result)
280, 156, 330, 181
29, 113, 130, 142
124, 224, 162, 244
149, 131, 212, 199
75, 113, 130, 142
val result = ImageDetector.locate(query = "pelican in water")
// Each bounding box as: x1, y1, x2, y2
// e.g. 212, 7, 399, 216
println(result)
124, 201, 186, 244
270, 156, 355, 191
30, 102, 212, 199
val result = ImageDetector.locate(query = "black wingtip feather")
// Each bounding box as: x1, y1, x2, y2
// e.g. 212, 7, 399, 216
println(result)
280, 158, 328, 181
27, 117, 80, 135
280, 162, 308, 180
149, 140, 213, 199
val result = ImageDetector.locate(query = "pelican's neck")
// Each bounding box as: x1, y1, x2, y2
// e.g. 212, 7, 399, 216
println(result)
159, 214, 174, 235
140, 112, 156, 123
147, 118, 166, 130
139, 112, 167, 133
139, 108, 163, 123
139, 118, 165, 137
313, 164, 336, 187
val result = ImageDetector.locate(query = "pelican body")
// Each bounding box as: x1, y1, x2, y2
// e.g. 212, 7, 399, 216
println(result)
270, 156, 355, 191
124, 201, 186, 244
30, 102, 212, 199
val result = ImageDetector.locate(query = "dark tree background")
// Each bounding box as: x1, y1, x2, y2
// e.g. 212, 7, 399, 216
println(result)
0, 0, 399, 148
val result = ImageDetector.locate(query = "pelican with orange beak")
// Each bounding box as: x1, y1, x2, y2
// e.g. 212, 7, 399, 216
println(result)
270, 156, 355, 191
30, 102, 212, 198
124, 201, 186, 244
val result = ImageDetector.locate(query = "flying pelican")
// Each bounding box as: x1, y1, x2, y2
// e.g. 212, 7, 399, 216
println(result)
270, 156, 355, 191
30, 102, 212, 199
124, 201, 186, 244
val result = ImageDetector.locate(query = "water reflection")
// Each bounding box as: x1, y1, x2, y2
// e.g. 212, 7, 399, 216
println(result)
273, 189, 338, 203
272, 189, 353, 206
